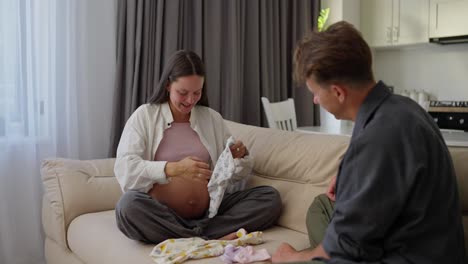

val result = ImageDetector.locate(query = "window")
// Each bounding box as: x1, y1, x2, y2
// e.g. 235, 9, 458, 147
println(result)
0, 0, 50, 139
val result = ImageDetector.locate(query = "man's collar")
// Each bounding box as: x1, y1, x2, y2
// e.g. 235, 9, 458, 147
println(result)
352, 81, 392, 138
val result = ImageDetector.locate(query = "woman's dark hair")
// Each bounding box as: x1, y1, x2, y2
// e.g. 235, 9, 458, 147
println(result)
294, 21, 374, 88
148, 50, 209, 106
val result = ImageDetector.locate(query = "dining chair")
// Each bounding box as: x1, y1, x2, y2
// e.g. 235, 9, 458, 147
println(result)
261, 97, 298, 131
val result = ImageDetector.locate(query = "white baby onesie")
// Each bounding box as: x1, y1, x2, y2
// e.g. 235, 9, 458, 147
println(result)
207, 136, 252, 218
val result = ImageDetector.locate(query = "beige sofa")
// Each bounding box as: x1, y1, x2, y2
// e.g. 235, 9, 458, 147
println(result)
41, 120, 468, 264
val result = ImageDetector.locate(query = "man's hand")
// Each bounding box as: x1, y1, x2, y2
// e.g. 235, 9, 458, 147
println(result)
165, 156, 212, 182
326, 176, 337, 202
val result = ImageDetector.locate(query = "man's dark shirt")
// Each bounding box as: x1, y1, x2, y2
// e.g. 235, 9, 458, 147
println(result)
322, 81, 466, 263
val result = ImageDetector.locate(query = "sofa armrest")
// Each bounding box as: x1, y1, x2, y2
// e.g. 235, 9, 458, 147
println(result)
41, 158, 122, 249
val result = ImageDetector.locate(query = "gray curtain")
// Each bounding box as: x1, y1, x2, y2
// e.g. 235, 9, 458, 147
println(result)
109, 0, 320, 156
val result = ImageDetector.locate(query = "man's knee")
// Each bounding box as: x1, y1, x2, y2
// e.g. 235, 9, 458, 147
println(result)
307, 194, 333, 216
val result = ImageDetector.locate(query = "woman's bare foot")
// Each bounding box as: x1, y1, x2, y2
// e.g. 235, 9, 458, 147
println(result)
218, 232, 238, 240
272, 243, 315, 263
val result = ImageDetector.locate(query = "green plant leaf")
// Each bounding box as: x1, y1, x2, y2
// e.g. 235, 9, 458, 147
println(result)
317, 8, 330, 32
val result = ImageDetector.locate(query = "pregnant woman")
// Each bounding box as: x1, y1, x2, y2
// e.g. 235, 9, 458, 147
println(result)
114, 50, 281, 244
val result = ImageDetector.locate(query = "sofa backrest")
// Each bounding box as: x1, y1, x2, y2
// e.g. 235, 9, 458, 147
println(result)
225, 120, 350, 234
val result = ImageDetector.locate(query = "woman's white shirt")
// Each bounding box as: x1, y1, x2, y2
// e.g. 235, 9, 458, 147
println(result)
114, 103, 252, 193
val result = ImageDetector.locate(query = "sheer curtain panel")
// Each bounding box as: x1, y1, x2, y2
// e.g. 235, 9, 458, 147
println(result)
0, 1, 116, 263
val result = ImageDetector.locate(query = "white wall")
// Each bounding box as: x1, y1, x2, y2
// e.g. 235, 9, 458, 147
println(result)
78, 0, 116, 159
322, 0, 361, 27
319, 0, 360, 129
374, 44, 468, 101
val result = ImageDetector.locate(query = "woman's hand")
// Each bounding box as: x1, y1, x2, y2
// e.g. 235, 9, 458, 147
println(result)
165, 156, 212, 182
326, 176, 337, 202
229, 140, 248, 159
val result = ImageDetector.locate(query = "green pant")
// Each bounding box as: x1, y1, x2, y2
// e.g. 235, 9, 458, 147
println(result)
307, 193, 335, 248
278, 194, 335, 264
290, 194, 335, 264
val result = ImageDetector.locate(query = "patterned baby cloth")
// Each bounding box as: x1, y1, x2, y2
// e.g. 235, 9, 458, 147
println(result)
220, 244, 271, 264
207, 136, 237, 218
150, 229, 264, 264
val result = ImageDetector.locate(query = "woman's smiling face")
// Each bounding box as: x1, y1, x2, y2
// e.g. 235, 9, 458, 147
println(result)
167, 75, 204, 116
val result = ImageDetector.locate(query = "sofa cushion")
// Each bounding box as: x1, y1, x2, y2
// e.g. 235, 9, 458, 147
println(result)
67, 210, 310, 264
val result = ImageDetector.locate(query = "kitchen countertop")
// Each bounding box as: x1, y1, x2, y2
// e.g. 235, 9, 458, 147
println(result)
441, 129, 468, 147
296, 126, 468, 147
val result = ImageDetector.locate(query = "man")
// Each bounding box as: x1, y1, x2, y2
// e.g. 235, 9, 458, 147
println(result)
272, 21, 466, 263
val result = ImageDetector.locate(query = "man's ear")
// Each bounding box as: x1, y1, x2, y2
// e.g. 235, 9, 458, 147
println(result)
331, 84, 347, 103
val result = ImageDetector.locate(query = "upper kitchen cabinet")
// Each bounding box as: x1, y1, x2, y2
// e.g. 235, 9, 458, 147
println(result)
429, 0, 468, 44
361, 0, 430, 48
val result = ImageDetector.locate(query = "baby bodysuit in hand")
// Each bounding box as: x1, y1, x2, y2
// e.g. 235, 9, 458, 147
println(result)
207, 136, 236, 218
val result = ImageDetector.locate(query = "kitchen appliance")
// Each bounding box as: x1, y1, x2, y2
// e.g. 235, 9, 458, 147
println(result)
428, 101, 468, 131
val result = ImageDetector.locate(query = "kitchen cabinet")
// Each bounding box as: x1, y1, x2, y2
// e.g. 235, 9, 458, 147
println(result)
360, 0, 430, 48
429, 0, 468, 40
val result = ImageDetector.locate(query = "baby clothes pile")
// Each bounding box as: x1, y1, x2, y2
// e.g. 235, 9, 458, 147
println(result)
220, 244, 270, 264
150, 228, 270, 264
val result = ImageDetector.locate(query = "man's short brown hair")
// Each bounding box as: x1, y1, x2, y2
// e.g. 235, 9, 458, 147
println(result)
294, 21, 374, 87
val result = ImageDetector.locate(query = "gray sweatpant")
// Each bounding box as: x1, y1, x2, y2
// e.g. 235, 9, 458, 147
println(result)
115, 185, 282, 244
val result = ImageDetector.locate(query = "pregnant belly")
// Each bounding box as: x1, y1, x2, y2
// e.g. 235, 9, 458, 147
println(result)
149, 177, 210, 219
